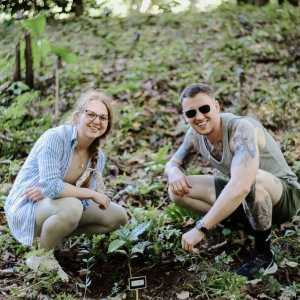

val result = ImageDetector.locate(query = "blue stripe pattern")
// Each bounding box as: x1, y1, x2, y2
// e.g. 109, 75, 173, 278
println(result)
4, 125, 105, 246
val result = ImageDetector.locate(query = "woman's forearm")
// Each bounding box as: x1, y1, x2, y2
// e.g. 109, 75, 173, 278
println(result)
60, 183, 96, 200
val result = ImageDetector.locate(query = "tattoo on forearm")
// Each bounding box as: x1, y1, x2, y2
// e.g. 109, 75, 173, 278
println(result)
229, 119, 257, 168
173, 130, 197, 162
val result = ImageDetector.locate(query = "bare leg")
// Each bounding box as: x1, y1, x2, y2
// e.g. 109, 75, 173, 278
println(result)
168, 175, 216, 215
243, 169, 283, 231
69, 201, 127, 237
34, 197, 83, 251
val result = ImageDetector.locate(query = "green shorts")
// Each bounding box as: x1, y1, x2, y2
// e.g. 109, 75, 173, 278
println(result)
214, 177, 300, 226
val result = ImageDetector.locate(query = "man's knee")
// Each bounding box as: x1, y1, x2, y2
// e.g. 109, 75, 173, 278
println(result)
168, 186, 184, 205
245, 172, 268, 205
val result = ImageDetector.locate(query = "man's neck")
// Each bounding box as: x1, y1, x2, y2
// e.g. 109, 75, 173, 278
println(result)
205, 116, 222, 145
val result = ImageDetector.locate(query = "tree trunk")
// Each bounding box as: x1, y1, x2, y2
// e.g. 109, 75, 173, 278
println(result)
280, 0, 299, 6
288, 0, 299, 5
25, 31, 34, 89
237, 0, 255, 5
255, 0, 269, 6
190, 0, 197, 10
73, 0, 84, 17
13, 42, 21, 82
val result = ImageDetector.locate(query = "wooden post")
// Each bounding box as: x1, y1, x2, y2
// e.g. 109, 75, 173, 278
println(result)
25, 31, 34, 88
13, 42, 21, 82
54, 56, 62, 115
136, 289, 139, 300
255, 0, 269, 6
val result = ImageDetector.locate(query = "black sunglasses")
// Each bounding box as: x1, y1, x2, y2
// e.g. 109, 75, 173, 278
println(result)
184, 104, 211, 119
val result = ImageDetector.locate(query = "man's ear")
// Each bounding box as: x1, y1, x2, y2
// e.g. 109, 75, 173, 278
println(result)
182, 110, 188, 123
214, 100, 220, 113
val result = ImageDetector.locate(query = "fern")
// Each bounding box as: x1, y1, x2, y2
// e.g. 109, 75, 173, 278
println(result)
165, 203, 199, 224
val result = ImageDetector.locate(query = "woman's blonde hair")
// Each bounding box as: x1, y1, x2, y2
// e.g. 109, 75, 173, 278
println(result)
66, 89, 113, 188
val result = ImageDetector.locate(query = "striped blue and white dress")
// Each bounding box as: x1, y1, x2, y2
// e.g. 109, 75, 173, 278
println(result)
4, 125, 105, 246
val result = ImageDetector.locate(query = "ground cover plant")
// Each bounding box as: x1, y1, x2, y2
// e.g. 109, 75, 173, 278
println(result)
0, 2, 300, 299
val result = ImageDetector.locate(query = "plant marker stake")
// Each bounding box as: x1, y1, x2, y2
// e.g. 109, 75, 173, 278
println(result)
128, 276, 146, 300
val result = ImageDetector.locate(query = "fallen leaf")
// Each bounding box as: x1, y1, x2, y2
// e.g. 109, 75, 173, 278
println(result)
132, 122, 141, 128
176, 291, 189, 299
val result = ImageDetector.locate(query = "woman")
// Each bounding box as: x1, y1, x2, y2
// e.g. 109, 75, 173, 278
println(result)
4, 90, 128, 281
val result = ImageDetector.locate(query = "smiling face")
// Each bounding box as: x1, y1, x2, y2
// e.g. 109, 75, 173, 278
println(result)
76, 99, 109, 143
182, 92, 220, 137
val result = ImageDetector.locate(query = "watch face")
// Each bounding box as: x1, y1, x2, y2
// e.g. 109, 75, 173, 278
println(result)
195, 220, 208, 233
196, 220, 203, 229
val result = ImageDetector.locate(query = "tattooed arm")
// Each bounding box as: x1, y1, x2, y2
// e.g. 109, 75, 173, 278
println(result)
165, 128, 198, 196
201, 119, 259, 229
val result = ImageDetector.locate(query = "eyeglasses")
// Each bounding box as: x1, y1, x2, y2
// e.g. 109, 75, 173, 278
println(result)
184, 104, 210, 119
84, 110, 110, 123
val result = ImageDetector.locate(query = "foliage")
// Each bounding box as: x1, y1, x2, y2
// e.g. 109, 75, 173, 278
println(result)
0, 2, 300, 299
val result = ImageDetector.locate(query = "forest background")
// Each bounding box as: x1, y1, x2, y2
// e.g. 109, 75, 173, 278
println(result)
0, 0, 300, 299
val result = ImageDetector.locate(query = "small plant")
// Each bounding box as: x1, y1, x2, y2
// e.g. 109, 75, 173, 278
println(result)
77, 256, 96, 300
269, 276, 281, 297
108, 222, 151, 276
144, 141, 172, 173
165, 203, 198, 224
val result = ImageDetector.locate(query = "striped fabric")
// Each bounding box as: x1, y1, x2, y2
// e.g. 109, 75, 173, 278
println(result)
4, 125, 105, 246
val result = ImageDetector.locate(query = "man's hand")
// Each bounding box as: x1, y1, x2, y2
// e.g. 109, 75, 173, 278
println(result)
21, 187, 45, 202
168, 167, 192, 197
182, 228, 205, 252
91, 192, 111, 210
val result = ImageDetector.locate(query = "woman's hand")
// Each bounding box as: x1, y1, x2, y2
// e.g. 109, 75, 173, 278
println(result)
21, 187, 45, 202
91, 192, 111, 210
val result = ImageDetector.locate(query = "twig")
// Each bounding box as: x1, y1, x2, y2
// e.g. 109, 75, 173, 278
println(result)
285, 270, 291, 284
128, 258, 132, 278
0, 80, 13, 92
132, 262, 158, 275
156, 197, 168, 210
208, 240, 227, 251
204, 289, 210, 300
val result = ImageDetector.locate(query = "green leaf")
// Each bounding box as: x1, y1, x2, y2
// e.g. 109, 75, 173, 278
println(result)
139, 183, 164, 195
115, 249, 128, 256
129, 222, 151, 241
222, 228, 232, 236
108, 239, 126, 253
22, 14, 46, 37
31, 38, 52, 68
286, 261, 298, 267
52, 47, 78, 63
116, 226, 131, 240
131, 241, 150, 255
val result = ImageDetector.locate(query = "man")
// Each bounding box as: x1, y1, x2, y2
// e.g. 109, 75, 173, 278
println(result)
164, 83, 300, 281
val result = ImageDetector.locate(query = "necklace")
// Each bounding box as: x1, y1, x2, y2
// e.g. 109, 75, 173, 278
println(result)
75, 147, 88, 168
205, 117, 222, 160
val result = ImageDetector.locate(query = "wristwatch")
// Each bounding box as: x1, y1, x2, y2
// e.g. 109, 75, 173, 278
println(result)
195, 219, 209, 234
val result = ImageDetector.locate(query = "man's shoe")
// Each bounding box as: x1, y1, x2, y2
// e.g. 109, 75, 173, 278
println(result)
234, 251, 277, 283
26, 254, 69, 282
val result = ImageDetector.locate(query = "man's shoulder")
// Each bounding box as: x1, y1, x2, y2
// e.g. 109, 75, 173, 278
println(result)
228, 116, 261, 131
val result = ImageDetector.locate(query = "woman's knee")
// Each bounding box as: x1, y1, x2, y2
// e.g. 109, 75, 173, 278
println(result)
116, 206, 128, 226
55, 197, 83, 223
108, 204, 128, 229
